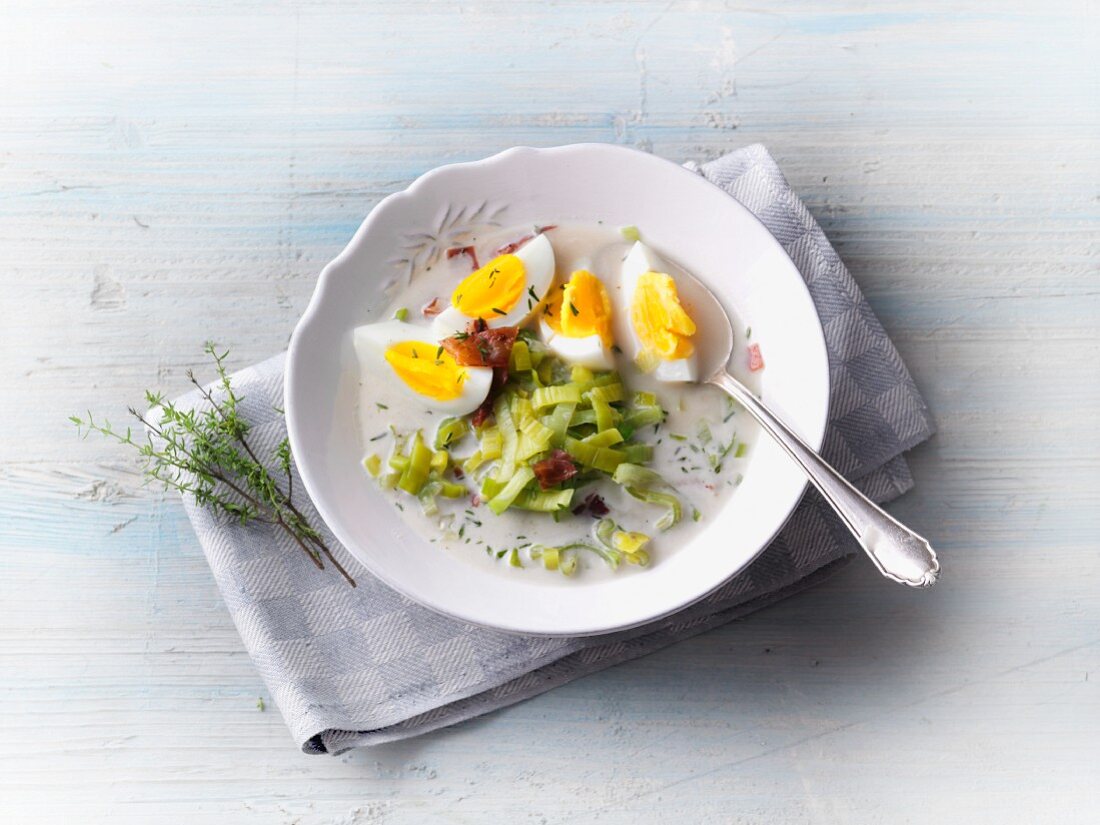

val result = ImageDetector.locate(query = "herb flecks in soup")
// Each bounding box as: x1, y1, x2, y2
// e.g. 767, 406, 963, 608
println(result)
354, 223, 760, 580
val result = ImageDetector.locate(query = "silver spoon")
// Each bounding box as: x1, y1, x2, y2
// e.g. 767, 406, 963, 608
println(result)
677, 267, 940, 588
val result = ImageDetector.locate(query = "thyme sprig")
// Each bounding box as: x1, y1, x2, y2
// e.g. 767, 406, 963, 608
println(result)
71, 343, 355, 587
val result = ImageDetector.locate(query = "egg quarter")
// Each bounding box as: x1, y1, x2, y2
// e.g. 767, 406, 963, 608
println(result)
353, 319, 494, 416
538, 268, 617, 370
617, 241, 700, 383
432, 232, 557, 338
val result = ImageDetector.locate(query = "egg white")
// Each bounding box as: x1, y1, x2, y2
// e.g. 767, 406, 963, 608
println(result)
353, 319, 493, 416
617, 241, 699, 383
432, 232, 557, 338
537, 318, 615, 371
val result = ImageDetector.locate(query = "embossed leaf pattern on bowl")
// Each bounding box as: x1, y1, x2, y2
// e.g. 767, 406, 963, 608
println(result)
387, 200, 508, 288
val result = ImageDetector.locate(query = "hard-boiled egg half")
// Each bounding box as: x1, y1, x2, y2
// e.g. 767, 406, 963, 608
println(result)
353, 320, 493, 416
617, 241, 699, 382
538, 269, 616, 370
432, 232, 556, 338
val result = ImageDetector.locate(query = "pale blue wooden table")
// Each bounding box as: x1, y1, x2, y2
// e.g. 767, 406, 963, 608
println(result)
2, 2, 1097, 822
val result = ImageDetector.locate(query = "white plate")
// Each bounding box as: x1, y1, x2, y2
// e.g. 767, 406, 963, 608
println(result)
286, 144, 829, 636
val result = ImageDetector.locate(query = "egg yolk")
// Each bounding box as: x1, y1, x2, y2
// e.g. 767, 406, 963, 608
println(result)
451, 254, 526, 321
383, 340, 467, 401
542, 283, 565, 332
630, 271, 696, 360
559, 270, 613, 345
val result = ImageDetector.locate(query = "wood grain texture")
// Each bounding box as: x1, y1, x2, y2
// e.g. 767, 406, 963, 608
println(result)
1, 1, 1097, 822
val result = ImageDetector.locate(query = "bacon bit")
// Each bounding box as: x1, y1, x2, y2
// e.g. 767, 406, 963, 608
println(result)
446, 245, 479, 270
748, 343, 765, 372
445, 319, 517, 428
470, 493, 481, 508
533, 449, 579, 490
572, 492, 610, 518
441, 321, 517, 368
421, 297, 444, 317
452, 466, 465, 480
471, 402, 493, 429
535, 224, 557, 234
495, 235, 534, 256
479, 330, 517, 368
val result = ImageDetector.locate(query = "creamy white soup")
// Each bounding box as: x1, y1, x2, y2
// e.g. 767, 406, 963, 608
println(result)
353, 222, 762, 581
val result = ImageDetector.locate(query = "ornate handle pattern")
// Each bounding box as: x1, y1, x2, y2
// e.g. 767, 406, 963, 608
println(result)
709, 370, 939, 587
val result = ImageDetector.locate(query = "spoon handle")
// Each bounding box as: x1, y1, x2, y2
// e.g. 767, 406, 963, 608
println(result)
709, 370, 939, 587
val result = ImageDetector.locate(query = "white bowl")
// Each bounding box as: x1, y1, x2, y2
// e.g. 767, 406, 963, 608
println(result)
286, 144, 829, 636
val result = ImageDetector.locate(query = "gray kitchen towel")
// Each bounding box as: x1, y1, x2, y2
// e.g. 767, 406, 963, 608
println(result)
177, 144, 935, 753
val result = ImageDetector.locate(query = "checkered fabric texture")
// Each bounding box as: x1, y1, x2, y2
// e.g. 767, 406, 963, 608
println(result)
177, 144, 935, 753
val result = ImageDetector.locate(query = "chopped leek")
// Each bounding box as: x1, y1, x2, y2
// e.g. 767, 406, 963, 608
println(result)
513, 487, 574, 512
462, 450, 488, 474
611, 530, 650, 556
594, 517, 617, 548
621, 444, 654, 464
438, 481, 467, 498
536, 359, 554, 385
620, 224, 640, 242
589, 391, 618, 432
434, 416, 469, 449
487, 466, 536, 515
585, 540, 621, 570
398, 431, 433, 495
582, 428, 625, 448
373, 349, 698, 578
542, 402, 576, 443
480, 477, 505, 500
594, 518, 651, 566
418, 485, 440, 516
570, 409, 598, 426
532, 384, 581, 409
517, 416, 555, 460
430, 449, 449, 474
509, 340, 533, 372
479, 427, 503, 459
633, 349, 660, 374
540, 545, 560, 571
494, 396, 519, 481
623, 404, 665, 429
625, 487, 682, 530
611, 462, 664, 488
587, 383, 624, 404
562, 436, 626, 474
570, 365, 593, 385
592, 372, 622, 388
